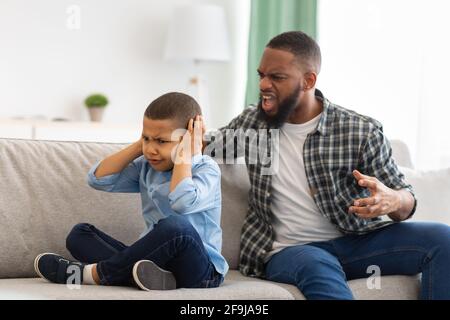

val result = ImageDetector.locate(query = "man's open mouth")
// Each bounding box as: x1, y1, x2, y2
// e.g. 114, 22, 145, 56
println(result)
261, 93, 277, 113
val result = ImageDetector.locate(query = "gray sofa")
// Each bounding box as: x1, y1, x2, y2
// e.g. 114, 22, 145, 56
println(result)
0, 138, 421, 299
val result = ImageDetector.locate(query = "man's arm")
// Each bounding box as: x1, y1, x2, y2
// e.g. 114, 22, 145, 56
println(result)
202, 107, 255, 159
387, 188, 416, 221
349, 127, 417, 221
94, 139, 143, 178
349, 170, 415, 221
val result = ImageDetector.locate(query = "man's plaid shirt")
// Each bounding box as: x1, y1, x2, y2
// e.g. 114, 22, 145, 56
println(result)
206, 89, 416, 278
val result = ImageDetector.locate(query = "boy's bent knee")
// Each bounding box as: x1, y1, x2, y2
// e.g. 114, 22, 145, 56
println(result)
154, 215, 195, 236
66, 223, 94, 251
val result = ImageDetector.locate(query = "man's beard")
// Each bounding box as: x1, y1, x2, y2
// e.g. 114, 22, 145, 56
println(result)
257, 85, 302, 128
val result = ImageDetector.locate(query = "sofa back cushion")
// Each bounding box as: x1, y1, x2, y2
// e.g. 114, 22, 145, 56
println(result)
217, 160, 250, 269
399, 166, 450, 225
0, 139, 249, 278
390, 139, 414, 169
0, 139, 144, 278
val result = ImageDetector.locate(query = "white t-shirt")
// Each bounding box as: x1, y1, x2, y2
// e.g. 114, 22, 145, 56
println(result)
266, 113, 343, 262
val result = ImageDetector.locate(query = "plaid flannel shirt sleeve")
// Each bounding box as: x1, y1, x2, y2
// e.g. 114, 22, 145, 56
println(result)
359, 125, 417, 219
204, 107, 255, 160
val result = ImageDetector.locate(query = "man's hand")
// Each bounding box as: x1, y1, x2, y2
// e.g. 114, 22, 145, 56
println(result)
348, 170, 402, 219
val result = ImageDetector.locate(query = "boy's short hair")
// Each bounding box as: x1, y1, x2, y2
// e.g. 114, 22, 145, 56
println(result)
267, 31, 321, 74
144, 92, 202, 128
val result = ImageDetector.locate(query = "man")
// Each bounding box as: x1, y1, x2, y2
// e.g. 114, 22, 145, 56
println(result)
205, 31, 450, 299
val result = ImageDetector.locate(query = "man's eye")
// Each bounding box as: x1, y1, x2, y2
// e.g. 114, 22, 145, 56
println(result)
143, 137, 149, 142
157, 139, 167, 144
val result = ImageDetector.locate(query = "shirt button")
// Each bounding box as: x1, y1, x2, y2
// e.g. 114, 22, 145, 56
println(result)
266, 192, 271, 197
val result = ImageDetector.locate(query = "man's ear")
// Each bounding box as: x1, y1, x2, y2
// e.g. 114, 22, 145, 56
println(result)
303, 72, 317, 90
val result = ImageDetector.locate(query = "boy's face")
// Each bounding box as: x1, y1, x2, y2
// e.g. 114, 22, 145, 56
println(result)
141, 116, 182, 171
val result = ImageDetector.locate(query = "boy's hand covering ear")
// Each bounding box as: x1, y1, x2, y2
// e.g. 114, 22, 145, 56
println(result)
174, 115, 203, 165
193, 115, 203, 156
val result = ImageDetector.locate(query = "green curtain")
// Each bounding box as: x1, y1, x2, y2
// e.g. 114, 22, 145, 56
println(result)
245, 0, 317, 107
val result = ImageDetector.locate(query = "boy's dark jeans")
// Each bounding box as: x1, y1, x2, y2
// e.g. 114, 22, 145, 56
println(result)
66, 215, 223, 288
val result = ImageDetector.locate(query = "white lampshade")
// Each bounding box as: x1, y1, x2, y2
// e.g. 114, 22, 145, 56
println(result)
164, 4, 230, 62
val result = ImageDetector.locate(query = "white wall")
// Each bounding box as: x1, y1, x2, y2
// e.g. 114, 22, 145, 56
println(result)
0, 0, 250, 130
317, 0, 421, 162
317, 0, 450, 170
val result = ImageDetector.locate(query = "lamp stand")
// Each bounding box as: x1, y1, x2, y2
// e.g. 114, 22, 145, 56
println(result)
188, 73, 211, 128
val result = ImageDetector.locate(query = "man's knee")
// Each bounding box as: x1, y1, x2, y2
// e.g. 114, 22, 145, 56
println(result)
423, 222, 450, 246
408, 222, 450, 246
293, 246, 344, 279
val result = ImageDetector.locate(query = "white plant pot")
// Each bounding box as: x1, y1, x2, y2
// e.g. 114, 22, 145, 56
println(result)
88, 107, 105, 122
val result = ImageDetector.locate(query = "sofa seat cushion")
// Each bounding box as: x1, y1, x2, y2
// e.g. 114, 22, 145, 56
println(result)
279, 275, 420, 300
230, 272, 419, 300
0, 271, 295, 300
0, 272, 420, 300
347, 275, 420, 300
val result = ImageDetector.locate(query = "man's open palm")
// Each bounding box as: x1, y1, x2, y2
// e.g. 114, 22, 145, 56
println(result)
348, 170, 401, 219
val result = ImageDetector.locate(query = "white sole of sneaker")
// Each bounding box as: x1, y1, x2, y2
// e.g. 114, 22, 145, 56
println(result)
132, 260, 177, 291
34, 252, 59, 280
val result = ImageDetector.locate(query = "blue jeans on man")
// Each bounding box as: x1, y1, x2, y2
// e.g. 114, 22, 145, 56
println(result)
265, 222, 450, 299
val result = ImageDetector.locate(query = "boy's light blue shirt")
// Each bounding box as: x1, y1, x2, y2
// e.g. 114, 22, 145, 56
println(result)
87, 154, 229, 276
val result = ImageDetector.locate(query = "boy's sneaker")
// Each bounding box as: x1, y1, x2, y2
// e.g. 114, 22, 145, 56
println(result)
34, 253, 84, 284
132, 260, 176, 291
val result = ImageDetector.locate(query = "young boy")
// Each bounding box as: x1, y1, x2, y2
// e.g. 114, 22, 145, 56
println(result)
34, 92, 228, 290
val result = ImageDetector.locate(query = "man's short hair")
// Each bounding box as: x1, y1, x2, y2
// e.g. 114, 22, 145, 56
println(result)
144, 92, 201, 128
267, 31, 321, 73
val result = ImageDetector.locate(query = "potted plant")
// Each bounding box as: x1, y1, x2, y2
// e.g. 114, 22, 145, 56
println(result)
85, 93, 109, 122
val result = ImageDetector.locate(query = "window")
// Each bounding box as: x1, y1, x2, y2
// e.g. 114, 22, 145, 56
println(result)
318, 0, 450, 169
